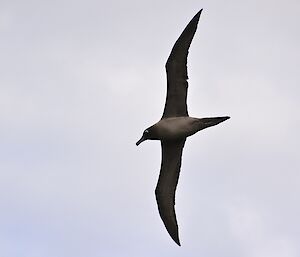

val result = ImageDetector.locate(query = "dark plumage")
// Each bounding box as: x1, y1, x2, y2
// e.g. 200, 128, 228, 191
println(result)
136, 9, 229, 246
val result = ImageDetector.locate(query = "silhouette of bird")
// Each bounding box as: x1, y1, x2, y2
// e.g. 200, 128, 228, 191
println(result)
136, 9, 229, 246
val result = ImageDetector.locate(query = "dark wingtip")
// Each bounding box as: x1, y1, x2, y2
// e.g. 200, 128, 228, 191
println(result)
174, 236, 181, 246
195, 9, 203, 19
166, 224, 181, 246
167, 229, 181, 246
156, 199, 182, 246
164, 219, 181, 246
185, 10, 202, 30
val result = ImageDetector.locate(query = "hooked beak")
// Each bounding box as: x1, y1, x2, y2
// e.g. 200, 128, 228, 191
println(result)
136, 136, 146, 146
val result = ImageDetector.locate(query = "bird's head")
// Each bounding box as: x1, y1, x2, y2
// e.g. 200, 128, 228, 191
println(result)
136, 127, 156, 146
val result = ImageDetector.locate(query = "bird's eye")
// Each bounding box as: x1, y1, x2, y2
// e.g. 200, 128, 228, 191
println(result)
144, 129, 149, 134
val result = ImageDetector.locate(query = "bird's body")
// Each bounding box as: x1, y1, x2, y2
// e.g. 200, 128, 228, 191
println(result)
149, 117, 201, 140
144, 116, 229, 141
136, 9, 229, 246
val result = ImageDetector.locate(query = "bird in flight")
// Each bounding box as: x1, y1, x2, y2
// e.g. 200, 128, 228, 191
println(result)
136, 9, 229, 246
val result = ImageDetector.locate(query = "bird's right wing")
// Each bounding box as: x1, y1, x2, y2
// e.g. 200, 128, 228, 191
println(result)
155, 139, 186, 246
162, 9, 202, 118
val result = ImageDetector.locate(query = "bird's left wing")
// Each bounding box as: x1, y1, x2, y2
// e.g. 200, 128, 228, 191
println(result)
155, 139, 186, 246
162, 10, 202, 118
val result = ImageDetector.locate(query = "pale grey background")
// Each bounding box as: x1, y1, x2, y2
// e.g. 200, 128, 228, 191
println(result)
1, 0, 299, 256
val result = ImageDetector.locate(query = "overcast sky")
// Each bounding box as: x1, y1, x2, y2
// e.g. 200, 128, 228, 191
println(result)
0, 0, 299, 256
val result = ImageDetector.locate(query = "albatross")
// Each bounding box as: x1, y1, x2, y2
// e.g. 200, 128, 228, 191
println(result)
136, 9, 230, 246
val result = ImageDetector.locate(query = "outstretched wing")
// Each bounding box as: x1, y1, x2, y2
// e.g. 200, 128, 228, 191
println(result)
155, 139, 186, 246
162, 9, 202, 118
